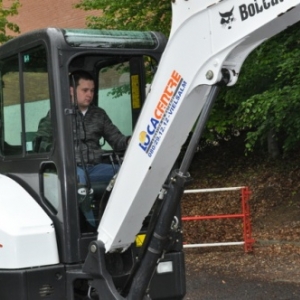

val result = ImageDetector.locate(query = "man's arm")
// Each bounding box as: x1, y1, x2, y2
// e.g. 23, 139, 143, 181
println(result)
101, 110, 130, 152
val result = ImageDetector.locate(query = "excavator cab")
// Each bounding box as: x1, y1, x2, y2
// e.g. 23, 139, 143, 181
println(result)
0, 28, 185, 299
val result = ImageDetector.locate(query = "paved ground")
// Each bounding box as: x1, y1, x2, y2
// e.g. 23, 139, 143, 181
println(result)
184, 248, 300, 300
185, 268, 300, 300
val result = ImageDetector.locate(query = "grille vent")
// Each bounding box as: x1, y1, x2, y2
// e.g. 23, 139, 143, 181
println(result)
39, 285, 54, 297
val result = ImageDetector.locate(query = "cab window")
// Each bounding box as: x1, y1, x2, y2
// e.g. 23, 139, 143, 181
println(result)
0, 45, 52, 156
98, 56, 157, 150
98, 61, 132, 150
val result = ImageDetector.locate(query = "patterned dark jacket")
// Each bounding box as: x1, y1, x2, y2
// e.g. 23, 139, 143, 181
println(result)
36, 105, 129, 164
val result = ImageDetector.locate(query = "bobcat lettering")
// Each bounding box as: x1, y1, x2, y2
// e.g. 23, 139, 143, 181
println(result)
240, 0, 285, 21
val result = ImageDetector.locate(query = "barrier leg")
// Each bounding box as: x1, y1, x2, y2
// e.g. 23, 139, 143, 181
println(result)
241, 187, 254, 252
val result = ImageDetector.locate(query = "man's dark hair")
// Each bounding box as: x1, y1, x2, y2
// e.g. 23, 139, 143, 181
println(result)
69, 70, 95, 87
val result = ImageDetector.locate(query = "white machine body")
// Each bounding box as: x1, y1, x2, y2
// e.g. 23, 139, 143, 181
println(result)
0, 174, 59, 269
98, 0, 300, 252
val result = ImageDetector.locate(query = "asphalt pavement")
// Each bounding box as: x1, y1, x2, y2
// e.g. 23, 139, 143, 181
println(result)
185, 269, 300, 300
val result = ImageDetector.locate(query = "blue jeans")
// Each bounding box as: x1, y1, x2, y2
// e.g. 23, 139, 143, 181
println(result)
77, 163, 119, 184
77, 163, 119, 227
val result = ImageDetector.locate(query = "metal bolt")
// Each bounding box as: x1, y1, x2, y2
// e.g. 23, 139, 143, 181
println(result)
90, 244, 97, 253
206, 70, 214, 80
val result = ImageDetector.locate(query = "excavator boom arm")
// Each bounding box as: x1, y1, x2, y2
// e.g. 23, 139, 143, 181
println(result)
98, 0, 300, 252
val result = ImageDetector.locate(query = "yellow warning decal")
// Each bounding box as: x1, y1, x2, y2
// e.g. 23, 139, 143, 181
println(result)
131, 75, 141, 109
135, 234, 146, 247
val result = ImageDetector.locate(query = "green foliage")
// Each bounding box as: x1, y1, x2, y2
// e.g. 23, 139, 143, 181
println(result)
75, 0, 172, 36
208, 22, 300, 156
0, 0, 20, 43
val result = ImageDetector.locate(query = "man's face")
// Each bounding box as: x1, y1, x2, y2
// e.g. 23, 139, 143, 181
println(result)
71, 78, 95, 111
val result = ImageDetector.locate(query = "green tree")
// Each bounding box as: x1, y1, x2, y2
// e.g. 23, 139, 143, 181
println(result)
209, 22, 300, 157
75, 0, 172, 35
0, 0, 20, 43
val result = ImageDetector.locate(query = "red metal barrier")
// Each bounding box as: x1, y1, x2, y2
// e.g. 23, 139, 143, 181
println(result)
182, 186, 254, 252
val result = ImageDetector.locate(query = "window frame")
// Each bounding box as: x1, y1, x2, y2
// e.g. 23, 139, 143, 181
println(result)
0, 42, 53, 158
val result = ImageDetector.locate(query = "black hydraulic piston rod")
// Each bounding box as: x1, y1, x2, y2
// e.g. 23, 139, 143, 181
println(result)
179, 85, 220, 174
